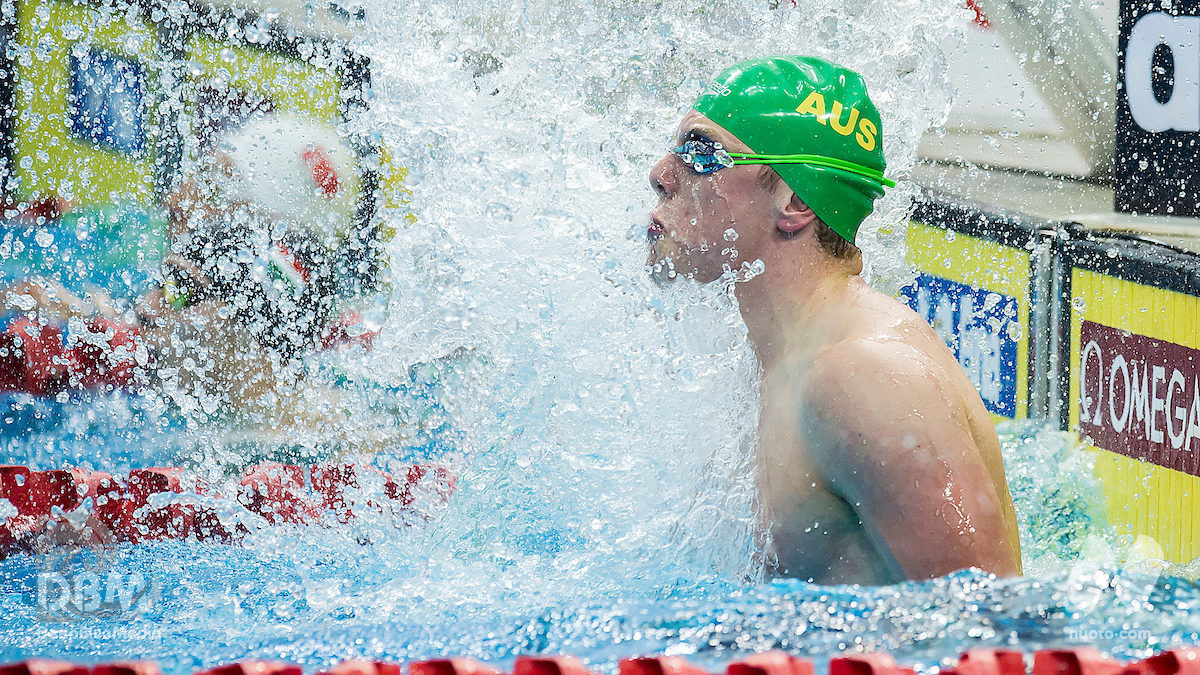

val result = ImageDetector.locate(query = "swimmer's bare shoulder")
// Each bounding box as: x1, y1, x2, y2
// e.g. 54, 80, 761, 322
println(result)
798, 323, 1023, 580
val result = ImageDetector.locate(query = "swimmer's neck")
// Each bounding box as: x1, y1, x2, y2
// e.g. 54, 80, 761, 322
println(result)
733, 243, 863, 370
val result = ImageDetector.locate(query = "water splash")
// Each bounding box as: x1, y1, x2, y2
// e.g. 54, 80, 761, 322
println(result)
347, 0, 970, 602
13, 0, 1186, 669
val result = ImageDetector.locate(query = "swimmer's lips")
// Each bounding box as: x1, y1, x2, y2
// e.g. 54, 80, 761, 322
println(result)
647, 216, 665, 240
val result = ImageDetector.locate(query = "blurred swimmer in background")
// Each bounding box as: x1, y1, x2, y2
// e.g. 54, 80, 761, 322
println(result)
0, 116, 369, 434
647, 56, 1022, 584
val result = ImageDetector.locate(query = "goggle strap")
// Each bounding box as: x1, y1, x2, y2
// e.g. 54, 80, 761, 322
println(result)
727, 152, 896, 188
163, 280, 191, 311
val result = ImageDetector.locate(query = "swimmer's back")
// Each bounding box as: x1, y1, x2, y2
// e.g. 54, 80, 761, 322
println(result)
761, 278, 1021, 582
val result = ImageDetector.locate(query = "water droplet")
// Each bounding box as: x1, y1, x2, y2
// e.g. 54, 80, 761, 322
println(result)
722, 228, 738, 242
122, 34, 144, 53
34, 230, 53, 248
738, 258, 765, 280
485, 202, 512, 223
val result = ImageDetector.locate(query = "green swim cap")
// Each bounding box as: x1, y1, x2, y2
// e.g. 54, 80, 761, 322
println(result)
692, 56, 888, 245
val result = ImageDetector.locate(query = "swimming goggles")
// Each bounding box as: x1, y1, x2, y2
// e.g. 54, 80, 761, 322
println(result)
672, 139, 896, 189
163, 260, 205, 311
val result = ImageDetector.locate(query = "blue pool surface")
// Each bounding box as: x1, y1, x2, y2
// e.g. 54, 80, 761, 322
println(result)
0, 547, 1197, 672
0, 417, 1197, 672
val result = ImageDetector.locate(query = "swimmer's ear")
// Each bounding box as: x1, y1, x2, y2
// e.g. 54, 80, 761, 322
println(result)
776, 193, 819, 234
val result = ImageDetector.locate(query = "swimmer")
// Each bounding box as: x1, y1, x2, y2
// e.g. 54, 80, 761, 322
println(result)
1, 117, 359, 435
647, 56, 1022, 584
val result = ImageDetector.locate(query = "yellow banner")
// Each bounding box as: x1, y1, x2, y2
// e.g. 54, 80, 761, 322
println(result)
13, 0, 158, 206
905, 220, 1033, 421
1068, 268, 1200, 563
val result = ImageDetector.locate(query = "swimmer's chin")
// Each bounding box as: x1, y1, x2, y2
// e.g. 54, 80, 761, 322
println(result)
646, 255, 677, 286
647, 255, 705, 287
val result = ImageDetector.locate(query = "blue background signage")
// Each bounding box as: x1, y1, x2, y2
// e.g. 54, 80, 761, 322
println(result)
69, 49, 146, 154
899, 273, 1020, 417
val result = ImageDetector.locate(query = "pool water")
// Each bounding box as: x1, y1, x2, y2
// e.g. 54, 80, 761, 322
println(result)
1, 414, 1196, 671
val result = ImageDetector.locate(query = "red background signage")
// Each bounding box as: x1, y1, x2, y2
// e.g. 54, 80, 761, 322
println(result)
1079, 320, 1200, 477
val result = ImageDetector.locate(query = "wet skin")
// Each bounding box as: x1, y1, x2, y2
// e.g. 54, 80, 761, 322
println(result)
1, 268, 282, 419
3, 171, 295, 423
2, 193, 418, 456
648, 111, 1022, 584
4, 273, 416, 461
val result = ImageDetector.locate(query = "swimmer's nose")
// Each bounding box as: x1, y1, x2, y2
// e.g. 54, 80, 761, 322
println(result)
649, 153, 678, 199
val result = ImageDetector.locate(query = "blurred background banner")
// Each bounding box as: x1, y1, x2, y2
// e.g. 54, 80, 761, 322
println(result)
0, 0, 378, 295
